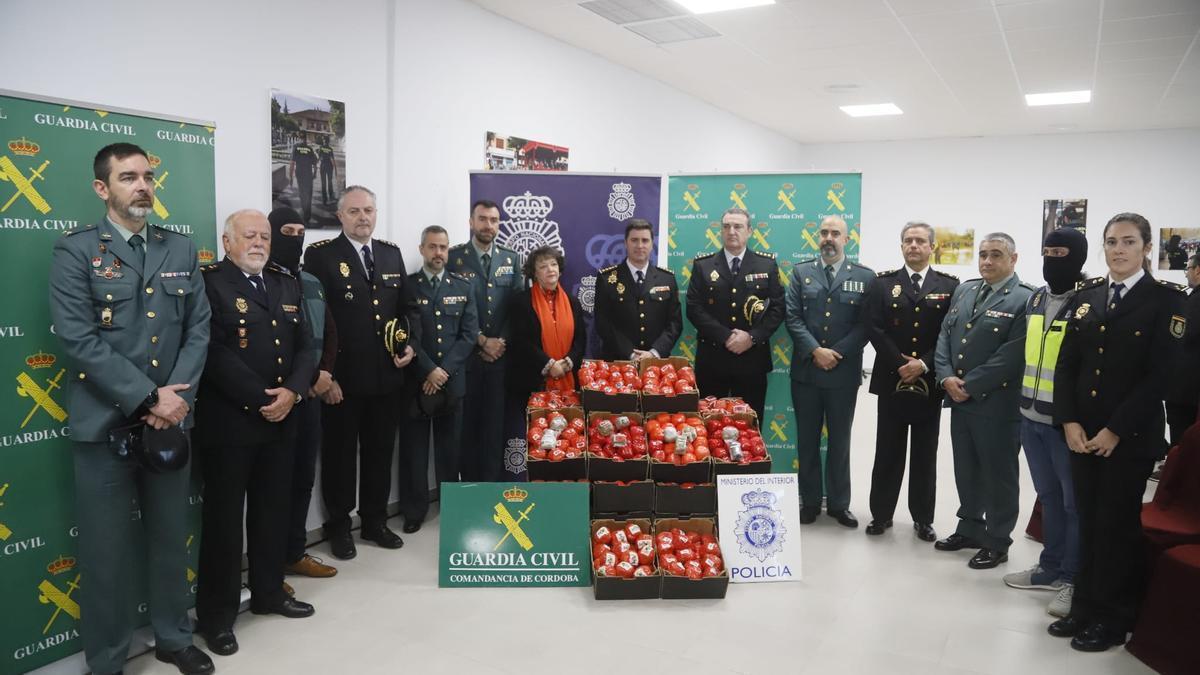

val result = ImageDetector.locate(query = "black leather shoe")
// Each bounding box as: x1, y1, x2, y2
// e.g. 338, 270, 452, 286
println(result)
914, 523, 937, 542
201, 629, 238, 656
799, 507, 820, 524
251, 596, 316, 618
1070, 623, 1126, 652
865, 519, 892, 535
361, 524, 404, 549
828, 510, 858, 528
328, 529, 357, 560
402, 519, 423, 534
934, 533, 978, 551
967, 548, 1008, 569
1048, 615, 1087, 638
155, 645, 214, 674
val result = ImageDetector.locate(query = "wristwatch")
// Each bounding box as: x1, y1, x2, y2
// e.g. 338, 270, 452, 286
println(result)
142, 389, 159, 410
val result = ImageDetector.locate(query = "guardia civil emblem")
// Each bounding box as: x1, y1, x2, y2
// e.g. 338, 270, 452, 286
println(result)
734, 489, 787, 563
497, 191, 563, 257
606, 182, 636, 221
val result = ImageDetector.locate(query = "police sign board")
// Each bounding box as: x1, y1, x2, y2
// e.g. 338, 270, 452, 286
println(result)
716, 474, 802, 583
439, 482, 590, 588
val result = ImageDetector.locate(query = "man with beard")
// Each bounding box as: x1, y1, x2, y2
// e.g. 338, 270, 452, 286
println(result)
266, 207, 340, 582
194, 210, 317, 656
449, 200, 523, 480
785, 215, 875, 527
862, 221, 959, 541
49, 143, 213, 675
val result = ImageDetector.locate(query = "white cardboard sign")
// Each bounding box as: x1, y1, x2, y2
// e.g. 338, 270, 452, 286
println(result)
716, 473, 802, 583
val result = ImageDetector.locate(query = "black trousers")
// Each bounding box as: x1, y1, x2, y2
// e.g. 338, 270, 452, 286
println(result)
320, 166, 334, 203
297, 171, 314, 222
287, 397, 321, 563
460, 354, 507, 481
696, 367, 767, 421
1069, 450, 1155, 633
320, 390, 401, 533
1165, 401, 1196, 449
868, 395, 941, 524
196, 435, 293, 631
401, 401, 463, 523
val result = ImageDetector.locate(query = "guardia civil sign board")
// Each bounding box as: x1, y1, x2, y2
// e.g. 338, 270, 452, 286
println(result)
439, 482, 590, 587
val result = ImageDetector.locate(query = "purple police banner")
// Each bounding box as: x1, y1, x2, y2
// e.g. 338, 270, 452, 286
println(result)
468, 170, 662, 479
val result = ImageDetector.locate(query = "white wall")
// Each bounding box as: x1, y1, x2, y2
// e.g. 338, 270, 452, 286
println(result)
798, 129, 1200, 288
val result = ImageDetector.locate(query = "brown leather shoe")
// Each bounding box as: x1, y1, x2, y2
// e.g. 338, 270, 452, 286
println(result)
285, 554, 338, 578
283, 581, 295, 597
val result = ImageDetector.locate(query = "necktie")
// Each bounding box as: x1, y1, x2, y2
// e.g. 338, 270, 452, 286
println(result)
974, 285, 992, 313
731, 257, 741, 276
911, 272, 921, 292
128, 233, 145, 269
1110, 282, 1125, 309
361, 244, 374, 281
636, 269, 645, 287
825, 264, 835, 286
430, 274, 439, 291
481, 252, 492, 278
249, 274, 268, 305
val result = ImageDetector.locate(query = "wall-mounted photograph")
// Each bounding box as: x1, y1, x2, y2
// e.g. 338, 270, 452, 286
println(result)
271, 89, 346, 228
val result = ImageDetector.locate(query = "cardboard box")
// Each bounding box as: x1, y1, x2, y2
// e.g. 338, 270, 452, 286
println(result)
644, 410, 711, 484
655, 482, 716, 516
526, 407, 586, 481
591, 480, 654, 515
638, 356, 699, 413
586, 412, 650, 482
654, 517, 728, 600
592, 518, 659, 600
703, 411, 772, 475
580, 360, 641, 413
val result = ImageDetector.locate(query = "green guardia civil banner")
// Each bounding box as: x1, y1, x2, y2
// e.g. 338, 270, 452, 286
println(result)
439, 482, 590, 588
0, 90, 216, 674
667, 173, 863, 473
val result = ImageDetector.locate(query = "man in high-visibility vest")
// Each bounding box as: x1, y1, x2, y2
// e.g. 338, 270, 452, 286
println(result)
1004, 227, 1087, 619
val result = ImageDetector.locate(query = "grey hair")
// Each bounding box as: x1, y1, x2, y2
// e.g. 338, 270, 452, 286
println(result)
722, 207, 751, 224
223, 208, 264, 235
337, 185, 377, 211
980, 232, 1016, 255
901, 221, 935, 245
421, 224, 448, 242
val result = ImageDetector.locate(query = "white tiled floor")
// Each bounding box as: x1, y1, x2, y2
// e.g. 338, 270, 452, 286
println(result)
124, 387, 1155, 675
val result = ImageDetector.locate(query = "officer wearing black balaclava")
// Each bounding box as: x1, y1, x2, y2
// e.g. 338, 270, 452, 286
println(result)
266, 207, 342, 581
1006, 226, 1088, 619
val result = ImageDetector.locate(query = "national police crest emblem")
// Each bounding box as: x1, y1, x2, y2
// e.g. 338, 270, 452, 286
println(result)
504, 437, 528, 476
734, 489, 786, 563
576, 274, 597, 314
497, 191, 563, 256
607, 182, 636, 221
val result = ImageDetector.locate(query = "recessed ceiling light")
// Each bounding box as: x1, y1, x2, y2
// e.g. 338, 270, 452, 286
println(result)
824, 84, 861, 94
840, 103, 903, 118
674, 0, 775, 15
1025, 90, 1091, 107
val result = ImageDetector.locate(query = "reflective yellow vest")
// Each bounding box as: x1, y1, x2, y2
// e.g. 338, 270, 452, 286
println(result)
1020, 289, 1070, 416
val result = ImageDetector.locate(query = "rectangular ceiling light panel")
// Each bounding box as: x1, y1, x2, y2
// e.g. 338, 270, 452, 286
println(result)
840, 103, 904, 117
1025, 90, 1092, 106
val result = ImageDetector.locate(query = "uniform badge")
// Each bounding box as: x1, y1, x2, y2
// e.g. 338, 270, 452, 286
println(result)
339, 262, 351, 278
1032, 292, 1042, 309
616, 282, 625, 295
238, 338, 248, 349
237, 327, 247, 337
892, 284, 901, 298
710, 269, 720, 282
98, 243, 107, 253
92, 257, 102, 268
1075, 303, 1090, 319
1170, 314, 1187, 339
100, 307, 113, 327
113, 258, 121, 268
608, 272, 618, 284
345, 292, 354, 301
804, 277, 811, 285
236, 297, 249, 314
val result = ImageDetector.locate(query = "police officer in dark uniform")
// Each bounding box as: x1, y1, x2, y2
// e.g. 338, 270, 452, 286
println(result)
315, 135, 337, 206
399, 226, 479, 533
289, 134, 318, 224
863, 221, 959, 541
1166, 252, 1200, 444
1049, 213, 1187, 652
195, 209, 317, 657
303, 185, 418, 559
594, 218, 682, 361
449, 200, 523, 480
685, 207, 785, 420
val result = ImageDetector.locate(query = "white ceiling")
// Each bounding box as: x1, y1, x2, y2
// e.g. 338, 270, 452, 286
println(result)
469, 0, 1200, 142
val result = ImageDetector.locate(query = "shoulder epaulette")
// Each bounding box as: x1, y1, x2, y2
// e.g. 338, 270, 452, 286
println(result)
447, 270, 469, 282
375, 239, 399, 249
63, 223, 98, 237
150, 223, 184, 237
1157, 278, 1188, 293
876, 268, 897, 278
751, 249, 776, 259
935, 270, 959, 280
599, 264, 619, 274
496, 244, 519, 256
693, 252, 716, 261
449, 242, 469, 252
266, 261, 293, 277
200, 263, 220, 273
307, 238, 333, 248
1019, 282, 1038, 292
798, 257, 818, 265
1075, 277, 1105, 291
655, 265, 674, 275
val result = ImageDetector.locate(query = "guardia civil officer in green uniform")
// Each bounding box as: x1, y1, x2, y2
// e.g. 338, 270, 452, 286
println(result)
49, 143, 214, 675
450, 200, 523, 481
315, 135, 337, 206
934, 232, 1034, 570
1048, 213, 1187, 652
289, 133, 318, 225
593, 218, 682, 361
685, 207, 785, 420
785, 215, 874, 527
399, 226, 479, 532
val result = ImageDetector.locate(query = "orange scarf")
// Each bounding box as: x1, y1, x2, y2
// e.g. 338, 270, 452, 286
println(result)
531, 284, 576, 391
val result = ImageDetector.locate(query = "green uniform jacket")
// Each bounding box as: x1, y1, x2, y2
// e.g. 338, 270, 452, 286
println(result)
785, 257, 875, 388
49, 220, 211, 442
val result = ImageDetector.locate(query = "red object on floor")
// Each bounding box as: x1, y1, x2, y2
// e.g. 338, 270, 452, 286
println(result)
1142, 430, 1200, 550
1127, 544, 1200, 675
1025, 498, 1044, 543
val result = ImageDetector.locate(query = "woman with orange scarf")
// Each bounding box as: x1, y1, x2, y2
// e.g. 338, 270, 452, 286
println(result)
507, 246, 587, 401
